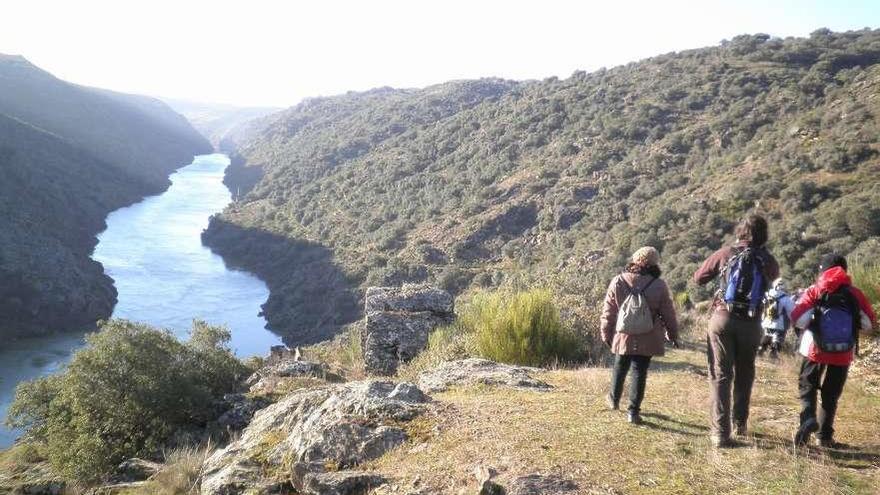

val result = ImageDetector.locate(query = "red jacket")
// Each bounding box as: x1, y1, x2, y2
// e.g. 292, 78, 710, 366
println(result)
791, 267, 876, 366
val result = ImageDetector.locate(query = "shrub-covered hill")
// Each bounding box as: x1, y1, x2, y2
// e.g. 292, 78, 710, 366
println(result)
204, 29, 880, 344
0, 55, 212, 338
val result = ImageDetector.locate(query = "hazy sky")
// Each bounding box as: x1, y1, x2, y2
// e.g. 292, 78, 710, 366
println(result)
2, 0, 879, 107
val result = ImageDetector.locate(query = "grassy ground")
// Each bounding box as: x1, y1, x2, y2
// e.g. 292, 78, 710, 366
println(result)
369, 339, 880, 494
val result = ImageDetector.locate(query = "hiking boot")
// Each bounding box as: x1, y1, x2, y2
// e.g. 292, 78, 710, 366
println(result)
627, 412, 643, 425
606, 394, 619, 411
794, 417, 819, 446
710, 435, 735, 449
816, 437, 844, 449
734, 423, 748, 437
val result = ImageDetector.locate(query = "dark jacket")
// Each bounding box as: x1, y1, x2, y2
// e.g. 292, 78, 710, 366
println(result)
693, 242, 780, 318
601, 272, 679, 356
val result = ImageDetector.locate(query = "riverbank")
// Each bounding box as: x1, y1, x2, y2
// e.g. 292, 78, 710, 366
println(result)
0, 155, 281, 450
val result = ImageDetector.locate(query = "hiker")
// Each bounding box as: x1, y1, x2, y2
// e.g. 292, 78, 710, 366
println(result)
694, 214, 779, 447
759, 278, 796, 358
601, 246, 679, 425
791, 254, 876, 448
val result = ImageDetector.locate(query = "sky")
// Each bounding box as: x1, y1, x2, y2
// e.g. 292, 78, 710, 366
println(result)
2, 0, 879, 108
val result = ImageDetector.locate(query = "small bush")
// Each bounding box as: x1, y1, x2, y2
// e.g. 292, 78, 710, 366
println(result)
849, 261, 880, 312
463, 289, 583, 366
6, 319, 249, 483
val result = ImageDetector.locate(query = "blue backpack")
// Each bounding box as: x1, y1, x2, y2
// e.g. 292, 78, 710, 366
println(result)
720, 247, 765, 318
812, 286, 860, 353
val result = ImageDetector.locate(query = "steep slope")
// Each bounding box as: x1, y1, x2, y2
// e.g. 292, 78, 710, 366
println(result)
0, 55, 212, 338
204, 29, 880, 344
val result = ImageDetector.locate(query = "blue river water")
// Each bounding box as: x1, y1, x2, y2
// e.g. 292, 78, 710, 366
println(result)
0, 153, 281, 448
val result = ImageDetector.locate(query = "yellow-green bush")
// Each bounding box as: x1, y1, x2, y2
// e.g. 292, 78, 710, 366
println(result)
849, 261, 880, 311
462, 289, 583, 367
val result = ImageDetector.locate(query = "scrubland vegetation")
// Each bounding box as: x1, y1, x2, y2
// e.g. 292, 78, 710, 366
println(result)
207, 29, 880, 343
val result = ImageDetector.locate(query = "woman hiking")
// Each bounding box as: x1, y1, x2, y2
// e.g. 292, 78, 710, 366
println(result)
601, 246, 679, 425
693, 213, 779, 448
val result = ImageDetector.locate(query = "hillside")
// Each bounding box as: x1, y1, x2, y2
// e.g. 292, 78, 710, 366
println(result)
6, 315, 878, 494
162, 97, 280, 149
204, 29, 880, 345
0, 55, 212, 338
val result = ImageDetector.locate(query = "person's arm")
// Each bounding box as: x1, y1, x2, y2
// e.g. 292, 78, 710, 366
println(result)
693, 248, 725, 286
791, 286, 819, 330
600, 277, 621, 346
849, 286, 877, 334
657, 280, 680, 344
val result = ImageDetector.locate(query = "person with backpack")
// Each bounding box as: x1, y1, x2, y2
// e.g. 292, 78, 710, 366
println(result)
601, 246, 679, 425
759, 278, 796, 358
791, 254, 876, 447
693, 214, 779, 448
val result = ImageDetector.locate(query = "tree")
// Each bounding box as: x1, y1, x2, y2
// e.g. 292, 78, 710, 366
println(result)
7, 319, 249, 482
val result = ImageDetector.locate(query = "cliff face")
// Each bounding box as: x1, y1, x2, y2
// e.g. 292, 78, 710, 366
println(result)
204, 30, 880, 345
0, 54, 212, 338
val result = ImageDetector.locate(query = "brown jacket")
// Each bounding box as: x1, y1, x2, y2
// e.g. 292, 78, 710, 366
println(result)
693, 242, 780, 318
600, 272, 679, 356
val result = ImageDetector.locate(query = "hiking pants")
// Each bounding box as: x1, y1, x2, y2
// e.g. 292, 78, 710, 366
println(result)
799, 358, 849, 442
610, 354, 652, 413
707, 312, 762, 438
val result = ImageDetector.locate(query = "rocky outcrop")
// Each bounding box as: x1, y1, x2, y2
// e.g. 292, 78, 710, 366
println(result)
200, 380, 430, 495
301, 471, 386, 495
245, 358, 337, 395
507, 474, 578, 495
109, 458, 161, 483
215, 394, 273, 431
363, 285, 454, 376
418, 359, 551, 393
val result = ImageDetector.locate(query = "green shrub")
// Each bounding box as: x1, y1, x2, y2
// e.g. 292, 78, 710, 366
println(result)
849, 261, 880, 312
6, 319, 249, 482
462, 289, 583, 366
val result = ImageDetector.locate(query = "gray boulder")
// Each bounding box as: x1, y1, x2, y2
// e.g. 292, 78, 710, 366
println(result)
363, 285, 454, 376
110, 458, 162, 483
246, 359, 337, 394
508, 474, 577, 495
418, 358, 551, 393
365, 285, 454, 314
302, 471, 386, 495
363, 312, 449, 376
216, 393, 273, 431
200, 380, 429, 495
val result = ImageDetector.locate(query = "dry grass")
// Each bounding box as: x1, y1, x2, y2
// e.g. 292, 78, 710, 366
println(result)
368, 329, 880, 494
301, 322, 366, 380
116, 444, 213, 495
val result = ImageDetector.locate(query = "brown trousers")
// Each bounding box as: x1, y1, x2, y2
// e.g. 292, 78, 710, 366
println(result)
706, 312, 762, 438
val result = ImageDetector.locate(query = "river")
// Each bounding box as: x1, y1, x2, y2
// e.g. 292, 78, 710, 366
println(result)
0, 153, 281, 448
